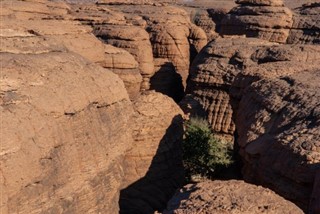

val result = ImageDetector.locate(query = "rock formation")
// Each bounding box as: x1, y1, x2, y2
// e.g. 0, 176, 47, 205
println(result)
220, 0, 293, 43
287, 3, 320, 44
94, 25, 155, 91
1, 30, 134, 214
164, 180, 304, 213
3, 0, 320, 213
120, 92, 184, 213
192, 10, 219, 42
71, 2, 207, 101
1, 0, 185, 213
102, 45, 143, 99
232, 68, 320, 211
184, 38, 274, 136
183, 36, 320, 211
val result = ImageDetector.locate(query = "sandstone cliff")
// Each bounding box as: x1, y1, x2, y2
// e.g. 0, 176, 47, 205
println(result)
71, 2, 207, 101
1, 1, 185, 213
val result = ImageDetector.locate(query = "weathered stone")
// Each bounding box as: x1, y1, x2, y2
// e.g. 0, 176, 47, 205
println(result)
120, 91, 185, 214
102, 44, 142, 99
287, 3, 320, 44
184, 38, 274, 136
94, 25, 155, 91
164, 180, 303, 214
184, 37, 320, 211
0, 39, 133, 214
220, 1, 293, 43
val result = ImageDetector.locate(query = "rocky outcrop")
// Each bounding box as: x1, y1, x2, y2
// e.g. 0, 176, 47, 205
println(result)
184, 37, 320, 210
94, 25, 155, 91
1, 0, 146, 99
142, 6, 207, 86
164, 180, 303, 214
120, 92, 184, 213
232, 68, 320, 211
184, 38, 274, 136
287, 3, 320, 44
102, 45, 142, 99
1, 28, 133, 214
1, 0, 107, 64
220, 0, 293, 43
191, 9, 219, 42
1, 1, 186, 213
72, 3, 207, 100
219, 0, 320, 45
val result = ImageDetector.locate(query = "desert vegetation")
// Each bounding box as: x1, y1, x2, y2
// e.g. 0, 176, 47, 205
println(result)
182, 117, 233, 181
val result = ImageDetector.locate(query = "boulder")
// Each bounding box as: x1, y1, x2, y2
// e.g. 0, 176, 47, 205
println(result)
164, 180, 303, 214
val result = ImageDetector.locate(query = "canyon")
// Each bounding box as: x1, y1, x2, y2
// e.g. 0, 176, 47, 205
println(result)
0, 0, 319, 213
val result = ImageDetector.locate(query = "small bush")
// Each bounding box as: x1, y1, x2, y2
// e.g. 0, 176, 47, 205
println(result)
182, 117, 233, 181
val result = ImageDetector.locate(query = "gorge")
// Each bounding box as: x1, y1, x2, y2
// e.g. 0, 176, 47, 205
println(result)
1, 0, 320, 213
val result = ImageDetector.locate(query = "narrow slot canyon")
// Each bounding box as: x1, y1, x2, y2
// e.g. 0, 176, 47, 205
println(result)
1, 0, 320, 214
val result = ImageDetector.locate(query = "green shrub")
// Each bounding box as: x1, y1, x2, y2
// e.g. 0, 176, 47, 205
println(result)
182, 117, 233, 181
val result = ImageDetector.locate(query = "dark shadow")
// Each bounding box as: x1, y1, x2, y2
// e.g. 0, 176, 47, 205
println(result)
150, 62, 184, 103
161, 184, 200, 214
214, 129, 243, 180
119, 115, 185, 214
309, 165, 320, 214
207, 8, 229, 33
189, 43, 199, 66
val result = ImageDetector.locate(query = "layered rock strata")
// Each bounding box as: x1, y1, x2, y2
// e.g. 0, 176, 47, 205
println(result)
232, 68, 320, 211
1, 1, 185, 213
184, 38, 274, 136
184, 37, 320, 211
1, 0, 145, 99
94, 25, 155, 91
0, 30, 133, 214
164, 180, 304, 214
287, 3, 320, 44
102, 45, 143, 99
120, 92, 184, 214
220, 0, 293, 43
71, 3, 207, 100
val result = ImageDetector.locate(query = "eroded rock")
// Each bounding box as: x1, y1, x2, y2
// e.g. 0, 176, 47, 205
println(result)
120, 91, 184, 213
183, 37, 320, 210
287, 3, 320, 44
0, 35, 133, 214
220, 0, 293, 43
164, 180, 303, 214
